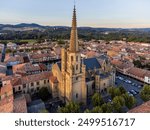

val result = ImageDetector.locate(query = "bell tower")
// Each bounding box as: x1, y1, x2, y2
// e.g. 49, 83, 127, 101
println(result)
61, 4, 87, 104
67, 5, 81, 75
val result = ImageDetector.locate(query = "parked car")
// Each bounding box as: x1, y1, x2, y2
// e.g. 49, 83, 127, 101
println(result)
108, 99, 112, 102
118, 77, 124, 80
128, 80, 132, 84
134, 90, 139, 94
130, 90, 137, 95
134, 83, 138, 87
128, 91, 133, 96
125, 79, 132, 84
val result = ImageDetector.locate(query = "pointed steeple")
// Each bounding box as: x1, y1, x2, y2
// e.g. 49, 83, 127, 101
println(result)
70, 5, 79, 52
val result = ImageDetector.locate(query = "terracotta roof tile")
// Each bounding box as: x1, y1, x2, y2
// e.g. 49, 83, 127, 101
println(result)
129, 101, 150, 113
22, 71, 52, 84
0, 83, 13, 96
127, 67, 147, 78
13, 95, 27, 113
49, 76, 58, 83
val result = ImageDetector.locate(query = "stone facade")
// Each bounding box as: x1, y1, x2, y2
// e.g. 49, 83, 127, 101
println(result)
51, 6, 115, 104
52, 6, 87, 104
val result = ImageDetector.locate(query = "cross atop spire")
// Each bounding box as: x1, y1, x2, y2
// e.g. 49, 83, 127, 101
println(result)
69, 2, 79, 52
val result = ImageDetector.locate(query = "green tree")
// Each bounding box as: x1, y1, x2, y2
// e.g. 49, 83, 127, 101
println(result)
113, 96, 125, 112
119, 86, 126, 94
108, 87, 121, 99
84, 109, 91, 113
57, 39, 65, 45
101, 102, 113, 113
58, 102, 80, 113
38, 87, 51, 101
133, 60, 143, 68
91, 106, 103, 113
92, 93, 104, 107
123, 93, 136, 109
6, 49, 12, 53
106, 102, 114, 113
39, 109, 49, 113
140, 85, 150, 101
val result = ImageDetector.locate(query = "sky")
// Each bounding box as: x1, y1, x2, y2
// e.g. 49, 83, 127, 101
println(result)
0, 0, 150, 28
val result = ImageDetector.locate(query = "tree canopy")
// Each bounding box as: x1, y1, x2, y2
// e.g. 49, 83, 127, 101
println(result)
92, 93, 104, 107
140, 85, 150, 102
58, 102, 80, 113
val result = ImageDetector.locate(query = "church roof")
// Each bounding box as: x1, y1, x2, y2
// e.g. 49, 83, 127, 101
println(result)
83, 58, 101, 71
99, 73, 111, 79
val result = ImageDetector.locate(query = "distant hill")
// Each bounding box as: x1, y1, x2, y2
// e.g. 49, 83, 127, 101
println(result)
0, 23, 150, 32
0, 23, 71, 31
0, 23, 150, 43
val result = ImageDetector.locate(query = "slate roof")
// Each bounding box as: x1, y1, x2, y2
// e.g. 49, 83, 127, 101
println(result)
99, 73, 111, 79
57, 62, 61, 71
83, 58, 101, 71
98, 55, 108, 60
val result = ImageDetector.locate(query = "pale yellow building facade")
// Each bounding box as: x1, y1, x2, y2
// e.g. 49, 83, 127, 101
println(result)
51, 6, 115, 104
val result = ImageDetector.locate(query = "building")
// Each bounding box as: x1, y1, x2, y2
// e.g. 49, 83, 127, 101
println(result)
13, 63, 47, 76
0, 83, 14, 113
0, 63, 7, 78
13, 94, 27, 113
51, 6, 115, 104
52, 6, 87, 104
11, 71, 51, 95
5, 55, 24, 66
126, 67, 150, 84
129, 100, 150, 113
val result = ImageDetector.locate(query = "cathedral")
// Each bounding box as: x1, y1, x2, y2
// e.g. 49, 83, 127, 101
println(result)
51, 6, 115, 104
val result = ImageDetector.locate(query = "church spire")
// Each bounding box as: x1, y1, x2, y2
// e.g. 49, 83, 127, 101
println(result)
69, 4, 79, 52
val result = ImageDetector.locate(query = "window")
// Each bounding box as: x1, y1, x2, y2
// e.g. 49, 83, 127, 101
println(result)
76, 93, 78, 99
37, 87, 40, 91
71, 56, 73, 61
76, 77, 78, 81
44, 80, 46, 84
18, 86, 21, 91
76, 65, 78, 70
37, 82, 39, 85
47, 80, 49, 83
31, 88, 34, 92
31, 83, 34, 86
0, 82, 2, 87
76, 56, 78, 62
13, 88, 15, 93
23, 84, 26, 88
104, 83, 106, 86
